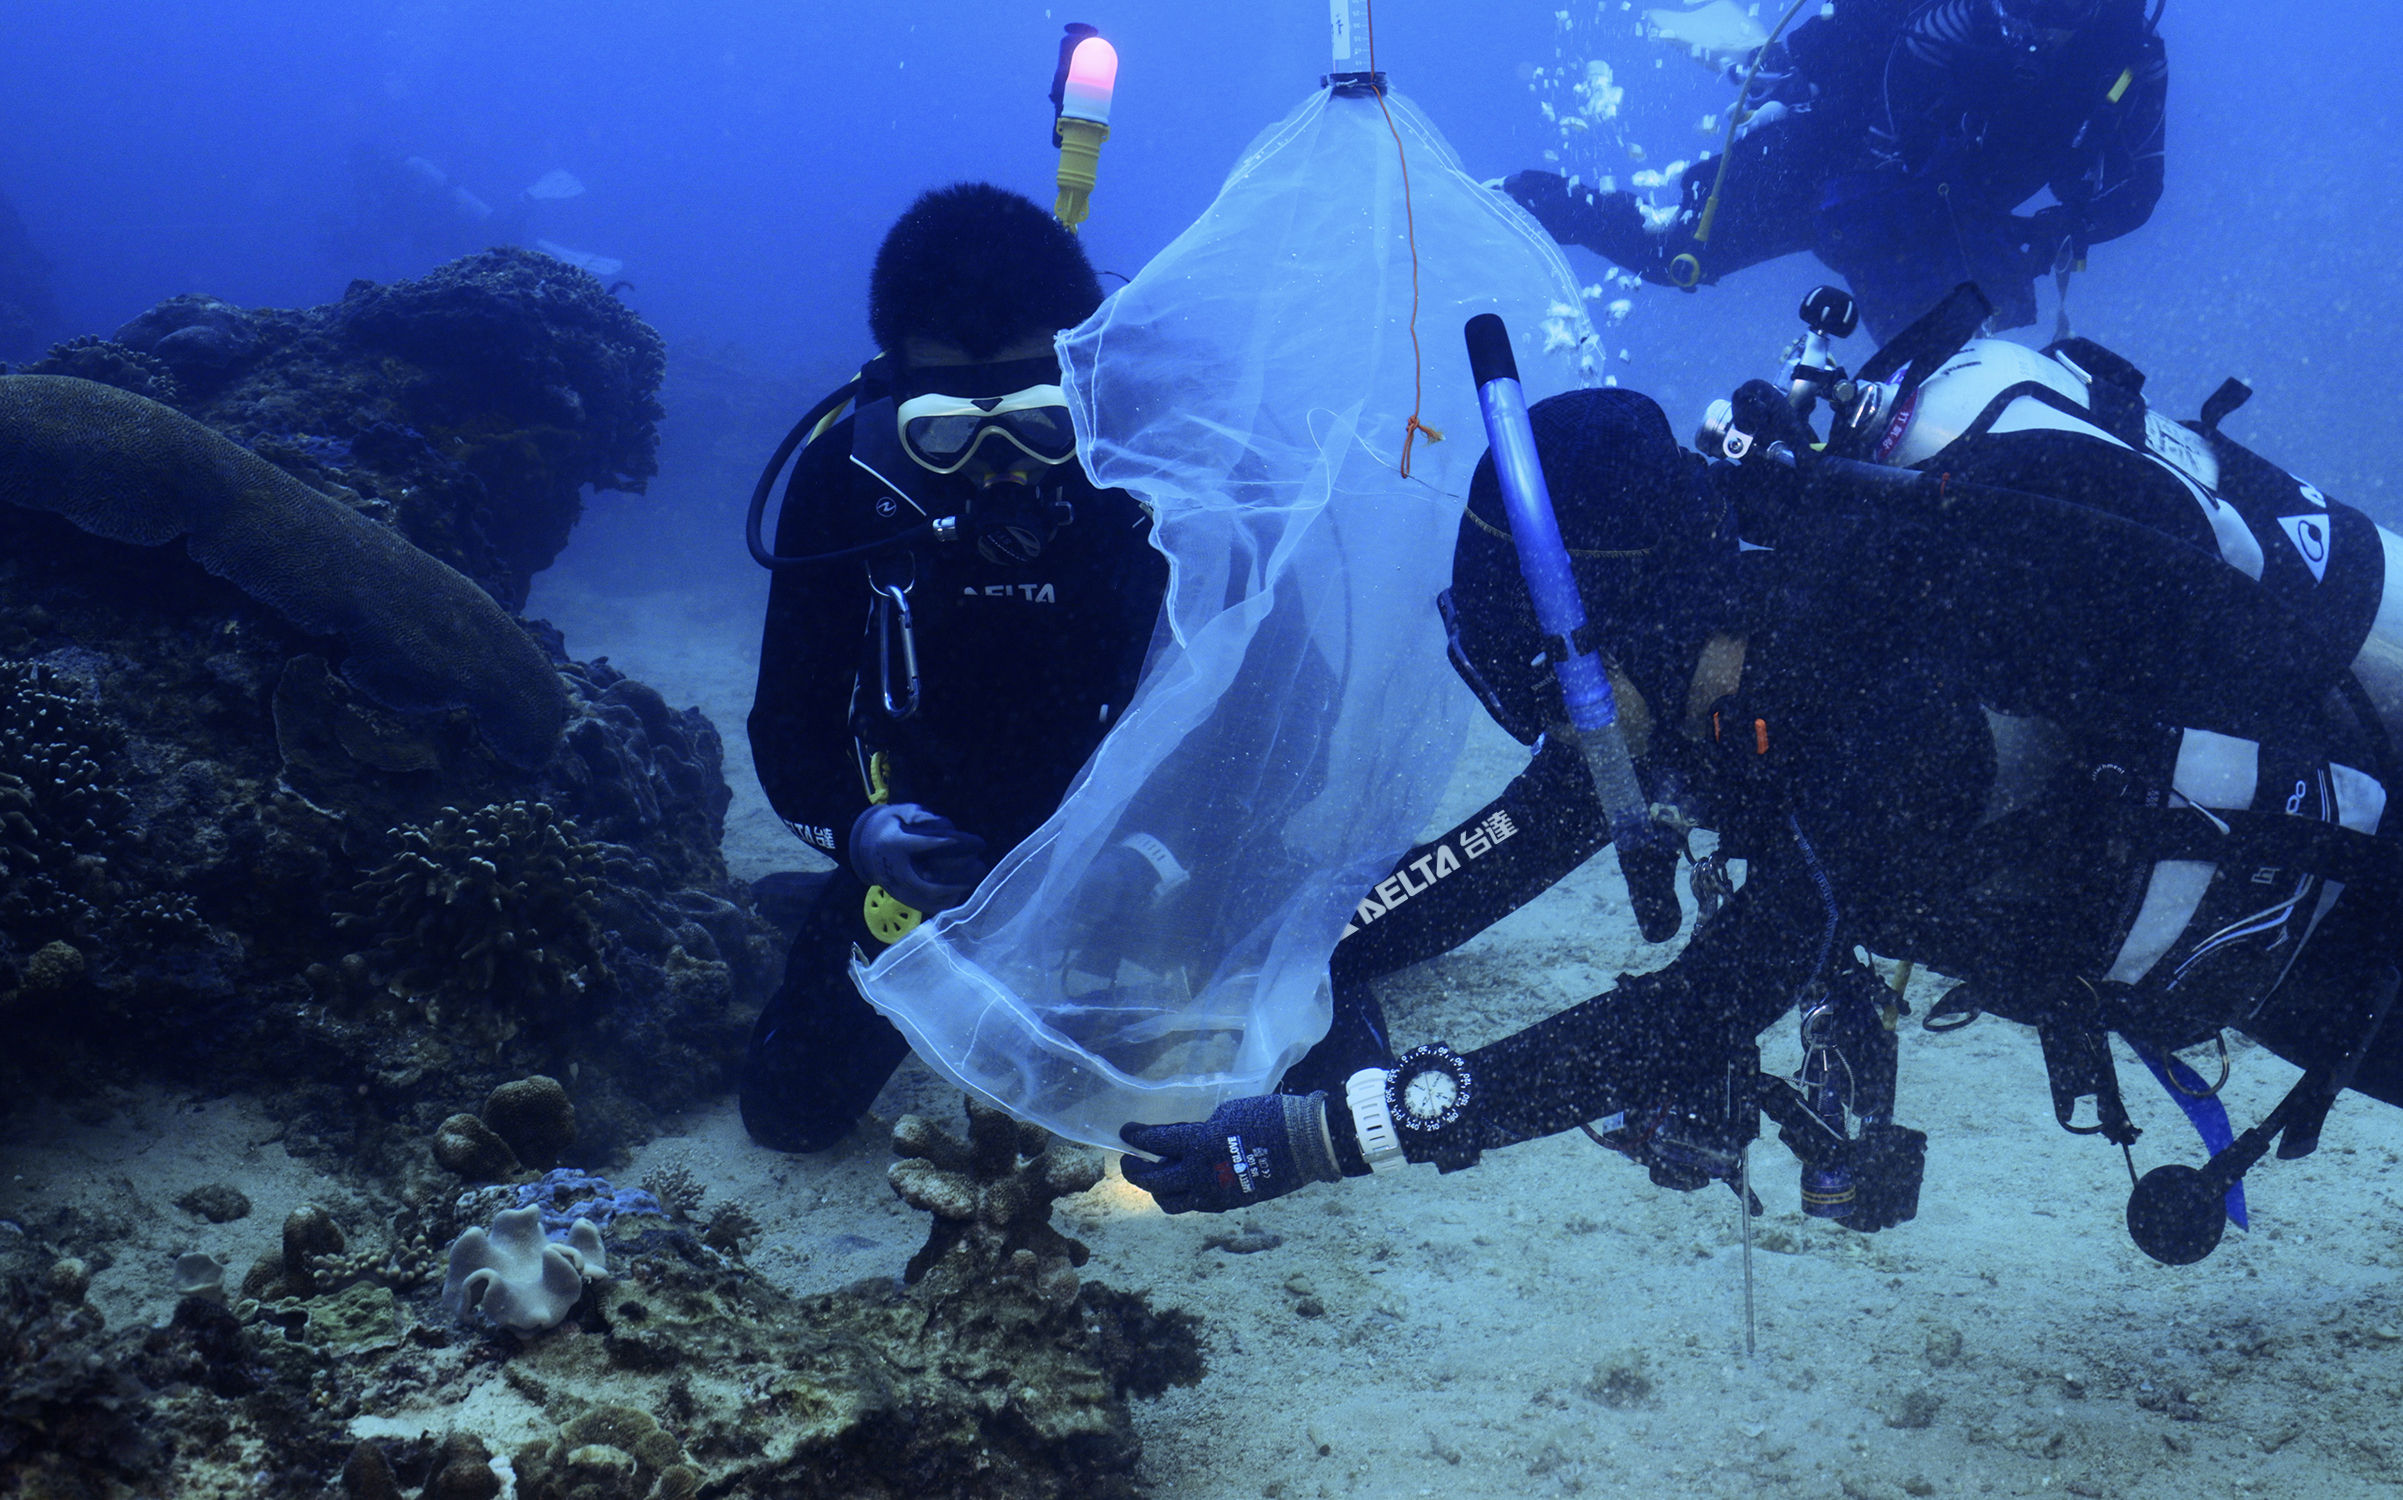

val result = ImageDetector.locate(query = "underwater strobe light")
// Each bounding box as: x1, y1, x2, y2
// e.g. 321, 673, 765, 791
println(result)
1051, 26, 1117, 231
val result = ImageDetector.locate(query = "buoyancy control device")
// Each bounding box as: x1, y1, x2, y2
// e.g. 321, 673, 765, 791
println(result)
1700, 283, 2403, 1262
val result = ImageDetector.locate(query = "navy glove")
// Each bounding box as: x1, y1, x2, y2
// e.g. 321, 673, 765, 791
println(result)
1120, 1093, 1342, 1215
849, 802, 989, 913
2017, 204, 2083, 274
1502, 170, 1592, 242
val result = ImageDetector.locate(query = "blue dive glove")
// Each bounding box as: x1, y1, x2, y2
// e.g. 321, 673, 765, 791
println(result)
848, 802, 989, 913
1119, 1093, 1342, 1215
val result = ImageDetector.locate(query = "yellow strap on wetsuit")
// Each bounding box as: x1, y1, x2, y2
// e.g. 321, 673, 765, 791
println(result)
859, 750, 925, 942
2106, 66, 2133, 104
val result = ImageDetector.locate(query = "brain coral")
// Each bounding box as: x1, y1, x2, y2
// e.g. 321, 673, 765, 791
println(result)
0, 374, 566, 767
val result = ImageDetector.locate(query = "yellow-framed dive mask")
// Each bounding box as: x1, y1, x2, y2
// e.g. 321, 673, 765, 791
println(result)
894, 384, 1078, 475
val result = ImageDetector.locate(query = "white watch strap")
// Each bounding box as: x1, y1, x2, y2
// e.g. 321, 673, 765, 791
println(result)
1345, 1068, 1407, 1174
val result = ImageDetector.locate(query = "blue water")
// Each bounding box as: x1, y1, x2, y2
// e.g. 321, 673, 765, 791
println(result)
8, 5, 2403, 1493
7, 2, 2395, 530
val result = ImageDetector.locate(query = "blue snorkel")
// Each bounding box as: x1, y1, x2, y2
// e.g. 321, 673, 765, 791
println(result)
1464, 314, 1683, 941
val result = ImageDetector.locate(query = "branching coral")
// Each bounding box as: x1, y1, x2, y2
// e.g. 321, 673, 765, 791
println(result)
23, 333, 182, 405
0, 660, 130, 956
889, 1097, 1105, 1297
0, 659, 128, 866
340, 801, 610, 1030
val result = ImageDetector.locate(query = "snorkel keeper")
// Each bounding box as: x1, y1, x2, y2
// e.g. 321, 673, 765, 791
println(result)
1464, 314, 1683, 941
1051, 26, 1116, 231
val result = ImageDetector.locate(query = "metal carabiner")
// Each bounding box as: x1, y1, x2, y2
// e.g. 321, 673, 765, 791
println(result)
874, 579, 921, 720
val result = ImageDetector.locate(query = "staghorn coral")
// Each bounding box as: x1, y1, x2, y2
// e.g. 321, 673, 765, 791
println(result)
696, 1200, 758, 1257
889, 1096, 1106, 1297
0, 659, 133, 1000
0, 374, 569, 767
637, 1161, 704, 1221
0, 660, 128, 853
339, 801, 609, 1031
23, 333, 182, 405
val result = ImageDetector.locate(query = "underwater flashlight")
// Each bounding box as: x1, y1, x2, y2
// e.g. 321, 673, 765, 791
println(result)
1051, 28, 1116, 231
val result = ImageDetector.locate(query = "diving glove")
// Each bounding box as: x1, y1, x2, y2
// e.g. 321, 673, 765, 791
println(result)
849, 802, 989, 914
1120, 1093, 1342, 1215
1502, 170, 1596, 243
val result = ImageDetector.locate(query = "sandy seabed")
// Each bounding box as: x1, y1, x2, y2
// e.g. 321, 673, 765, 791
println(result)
12, 577, 2403, 1500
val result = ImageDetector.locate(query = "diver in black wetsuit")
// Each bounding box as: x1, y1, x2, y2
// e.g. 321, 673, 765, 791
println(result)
741, 183, 1168, 1152
1129, 302, 2403, 1265
1504, 0, 2166, 339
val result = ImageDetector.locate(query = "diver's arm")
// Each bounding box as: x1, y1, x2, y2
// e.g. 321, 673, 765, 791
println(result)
1329, 734, 1611, 983
1428, 842, 1837, 1160
1867, 0, 1970, 174
1781, 0, 1919, 113
2054, 34, 2166, 247
747, 428, 876, 864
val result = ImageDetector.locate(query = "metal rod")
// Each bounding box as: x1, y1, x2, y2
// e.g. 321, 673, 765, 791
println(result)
1739, 1142, 1756, 1358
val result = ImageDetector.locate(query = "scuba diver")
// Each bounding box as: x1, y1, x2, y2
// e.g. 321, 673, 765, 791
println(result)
1126, 283, 2403, 1268
1504, 0, 2167, 339
741, 182, 1168, 1153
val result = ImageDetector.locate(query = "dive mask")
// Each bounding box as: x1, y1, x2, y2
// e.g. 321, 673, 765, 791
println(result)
896, 384, 1078, 475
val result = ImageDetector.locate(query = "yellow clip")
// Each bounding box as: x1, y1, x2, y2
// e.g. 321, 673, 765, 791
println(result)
862, 884, 924, 944
2106, 67, 2133, 104
866, 751, 893, 806
1668, 253, 1703, 289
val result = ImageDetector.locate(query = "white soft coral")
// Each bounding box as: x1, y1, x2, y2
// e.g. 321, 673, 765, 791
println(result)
439, 1205, 607, 1332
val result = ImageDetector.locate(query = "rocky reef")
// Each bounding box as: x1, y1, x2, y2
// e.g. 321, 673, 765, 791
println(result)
0, 250, 769, 1161
18, 246, 664, 611
0, 1096, 1203, 1499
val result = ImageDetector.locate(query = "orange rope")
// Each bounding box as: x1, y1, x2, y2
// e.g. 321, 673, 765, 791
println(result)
1364, 1, 1441, 477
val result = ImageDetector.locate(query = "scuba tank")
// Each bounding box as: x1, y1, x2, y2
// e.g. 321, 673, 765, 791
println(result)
1708, 284, 2403, 777
1865, 332, 2403, 772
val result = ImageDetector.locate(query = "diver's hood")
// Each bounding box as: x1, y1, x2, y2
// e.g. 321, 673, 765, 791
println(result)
848, 395, 940, 520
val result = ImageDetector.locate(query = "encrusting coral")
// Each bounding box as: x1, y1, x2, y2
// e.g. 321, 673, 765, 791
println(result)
511, 1405, 702, 1500
339, 801, 610, 1032
0, 373, 569, 767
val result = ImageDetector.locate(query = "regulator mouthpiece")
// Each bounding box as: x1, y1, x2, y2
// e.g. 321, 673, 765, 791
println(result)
1051, 29, 1116, 231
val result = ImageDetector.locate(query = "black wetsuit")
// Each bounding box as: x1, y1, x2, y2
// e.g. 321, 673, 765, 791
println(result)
743, 408, 1167, 1151
1519, 0, 2165, 339
1315, 422, 2403, 1169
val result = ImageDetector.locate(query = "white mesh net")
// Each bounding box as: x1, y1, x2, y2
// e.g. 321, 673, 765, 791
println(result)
854, 86, 1597, 1148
